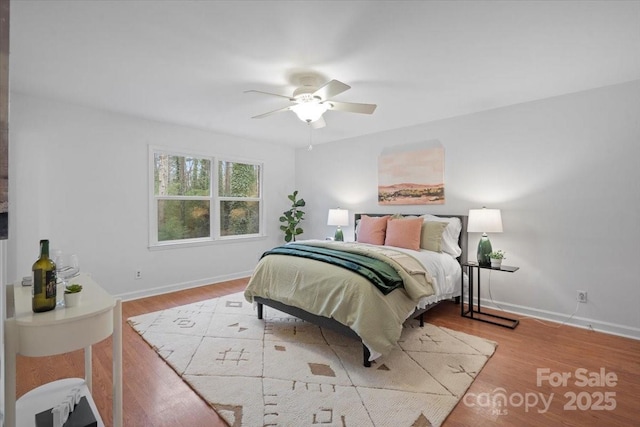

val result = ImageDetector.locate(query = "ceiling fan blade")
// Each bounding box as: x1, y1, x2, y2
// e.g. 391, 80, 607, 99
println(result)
251, 105, 292, 119
244, 90, 294, 101
310, 116, 326, 129
313, 79, 351, 101
327, 101, 377, 114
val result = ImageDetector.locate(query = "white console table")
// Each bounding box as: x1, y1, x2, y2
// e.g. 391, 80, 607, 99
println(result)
4, 274, 122, 427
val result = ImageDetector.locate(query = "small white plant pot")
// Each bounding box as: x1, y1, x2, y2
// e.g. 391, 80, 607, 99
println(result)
64, 292, 81, 308
490, 259, 502, 269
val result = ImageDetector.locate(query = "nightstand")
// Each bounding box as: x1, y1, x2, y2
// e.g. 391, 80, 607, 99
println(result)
461, 262, 520, 329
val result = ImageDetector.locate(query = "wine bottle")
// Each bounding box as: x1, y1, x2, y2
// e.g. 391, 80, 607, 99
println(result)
32, 239, 57, 312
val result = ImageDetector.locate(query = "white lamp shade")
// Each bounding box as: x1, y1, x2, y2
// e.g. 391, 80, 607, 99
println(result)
467, 208, 503, 233
327, 209, 349, 227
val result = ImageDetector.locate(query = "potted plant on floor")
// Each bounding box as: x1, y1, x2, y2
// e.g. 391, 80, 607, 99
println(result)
279, 190, 306, 242
489, 250, 505, 269
64, 283, 83, 307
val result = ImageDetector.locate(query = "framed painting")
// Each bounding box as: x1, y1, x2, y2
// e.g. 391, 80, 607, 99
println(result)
378, 142, 445, 205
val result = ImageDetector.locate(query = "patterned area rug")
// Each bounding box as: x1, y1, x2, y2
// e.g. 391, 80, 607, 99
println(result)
128, 292, 497, 427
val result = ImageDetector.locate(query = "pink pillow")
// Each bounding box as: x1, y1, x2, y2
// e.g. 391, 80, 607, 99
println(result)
384, 216, 423, 251
356, 215, 389, 245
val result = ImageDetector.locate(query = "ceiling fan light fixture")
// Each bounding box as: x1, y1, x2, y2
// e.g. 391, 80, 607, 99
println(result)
246, 78, 376, 127
291, 102, 329, 123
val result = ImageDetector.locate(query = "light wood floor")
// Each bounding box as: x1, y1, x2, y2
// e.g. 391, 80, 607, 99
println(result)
16, 277, 640, 426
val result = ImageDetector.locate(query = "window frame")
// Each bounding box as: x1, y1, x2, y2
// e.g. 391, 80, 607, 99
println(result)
148, 146, 264, 249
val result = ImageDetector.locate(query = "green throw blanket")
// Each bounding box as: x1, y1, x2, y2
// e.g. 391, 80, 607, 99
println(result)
262, 243, 403, 295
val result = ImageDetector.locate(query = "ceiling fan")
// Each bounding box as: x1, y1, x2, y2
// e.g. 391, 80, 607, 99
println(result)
245, 76, 377, 129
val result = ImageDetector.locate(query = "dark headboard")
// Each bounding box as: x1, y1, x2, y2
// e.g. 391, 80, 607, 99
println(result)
354, 213, 468, 265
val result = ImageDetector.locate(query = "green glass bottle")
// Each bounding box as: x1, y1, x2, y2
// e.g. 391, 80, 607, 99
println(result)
32, 239, 57, 313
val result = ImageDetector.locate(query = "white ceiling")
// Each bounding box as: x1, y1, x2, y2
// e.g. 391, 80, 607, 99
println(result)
9, 1, 640, 148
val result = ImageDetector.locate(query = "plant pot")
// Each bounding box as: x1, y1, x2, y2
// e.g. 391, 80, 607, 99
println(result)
490, 259, 502, 269
64, 292, 81, 308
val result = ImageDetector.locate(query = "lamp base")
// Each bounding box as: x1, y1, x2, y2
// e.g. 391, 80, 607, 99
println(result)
477, 234, 493, 266
334, 227, 344, 242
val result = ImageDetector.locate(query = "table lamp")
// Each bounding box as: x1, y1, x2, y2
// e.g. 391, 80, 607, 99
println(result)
467, 207, 503, 266
327, 208, 349, 241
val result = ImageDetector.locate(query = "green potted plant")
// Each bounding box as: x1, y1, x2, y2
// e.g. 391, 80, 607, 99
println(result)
64, 283, 83, 307
279, 190, 306, 242
488, 250, 505, 268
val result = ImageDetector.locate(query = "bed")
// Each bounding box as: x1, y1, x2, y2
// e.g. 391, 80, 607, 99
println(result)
244, 213, 468, 367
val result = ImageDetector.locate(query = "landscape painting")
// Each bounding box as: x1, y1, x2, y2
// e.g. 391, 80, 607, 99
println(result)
378, 143, 445, 205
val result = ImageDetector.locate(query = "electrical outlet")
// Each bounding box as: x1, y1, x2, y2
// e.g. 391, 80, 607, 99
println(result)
577, 290, 587, 303
135, 270, 142, 280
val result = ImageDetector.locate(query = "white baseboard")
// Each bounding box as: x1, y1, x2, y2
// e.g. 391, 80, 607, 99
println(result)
116, 270, 253, 302
477, 297, 640, 341
115, 274, 640, 342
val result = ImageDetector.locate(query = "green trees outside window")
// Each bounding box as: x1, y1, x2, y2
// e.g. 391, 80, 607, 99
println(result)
219, 161, 260, 236
153, 151, 261, 244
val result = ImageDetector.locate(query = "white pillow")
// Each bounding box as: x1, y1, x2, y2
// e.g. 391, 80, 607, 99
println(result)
420, 214, 462, 257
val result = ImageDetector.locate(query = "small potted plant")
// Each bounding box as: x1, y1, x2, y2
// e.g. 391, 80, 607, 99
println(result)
489, 250, 505, 269
64, 283, 83, 307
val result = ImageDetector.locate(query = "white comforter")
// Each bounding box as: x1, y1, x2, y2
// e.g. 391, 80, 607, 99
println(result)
388, 246, 463, 309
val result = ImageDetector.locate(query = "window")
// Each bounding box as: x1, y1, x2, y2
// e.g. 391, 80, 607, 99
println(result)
218, 161, 261, 237
150, 148, 262, 246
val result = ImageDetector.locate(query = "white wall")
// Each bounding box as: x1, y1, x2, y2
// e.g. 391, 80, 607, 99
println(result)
8, 93, 296, 299
295, 80, 640, 338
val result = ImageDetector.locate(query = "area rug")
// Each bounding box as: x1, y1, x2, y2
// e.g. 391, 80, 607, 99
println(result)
128, 292, 497, 427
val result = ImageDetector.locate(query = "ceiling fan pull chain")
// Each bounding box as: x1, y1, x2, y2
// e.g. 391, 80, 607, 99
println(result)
308, 123, 313, 151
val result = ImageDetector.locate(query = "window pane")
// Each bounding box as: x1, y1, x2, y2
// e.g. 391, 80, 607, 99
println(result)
155, 153, 210, 196
220, 201, 259, 236
158, 200, 210, 241
218, 161, 260, 197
